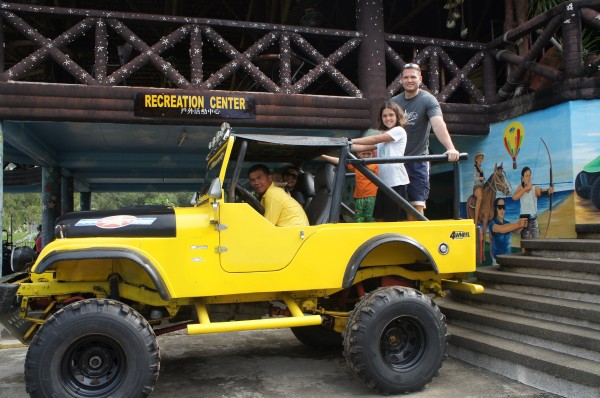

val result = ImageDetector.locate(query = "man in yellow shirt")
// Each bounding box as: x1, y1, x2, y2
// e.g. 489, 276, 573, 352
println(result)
248, 164, 309, 227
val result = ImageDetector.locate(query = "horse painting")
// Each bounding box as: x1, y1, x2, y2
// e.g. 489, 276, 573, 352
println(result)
466, 163, 511, 260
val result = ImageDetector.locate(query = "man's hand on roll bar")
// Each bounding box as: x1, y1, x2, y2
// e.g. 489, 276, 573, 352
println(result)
444, 148, 460, 162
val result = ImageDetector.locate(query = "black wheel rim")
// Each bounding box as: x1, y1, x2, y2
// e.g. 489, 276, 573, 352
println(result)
60, 335, 126, 397
380, 316, 427, 370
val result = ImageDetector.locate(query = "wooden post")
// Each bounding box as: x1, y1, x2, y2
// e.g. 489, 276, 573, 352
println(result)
61, 175, 74, 215
0, 18, 4, 73
0, 122, 4, 274
41, 167, 61, 247
356, 0, 386, 128
562, 3, 584, 78
80, 192, 91, 211
429, 51, 440, 95
483, 52, 497, 104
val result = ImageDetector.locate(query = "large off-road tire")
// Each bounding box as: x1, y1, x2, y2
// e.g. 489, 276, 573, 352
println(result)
291, 325, 342, 350
343, 286, 447, 394
591, 176, 600, 211
25, 299, 160, 398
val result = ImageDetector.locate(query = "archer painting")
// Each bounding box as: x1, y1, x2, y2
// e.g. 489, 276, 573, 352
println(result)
470, 105, 572, 238
432, 101, 600, 264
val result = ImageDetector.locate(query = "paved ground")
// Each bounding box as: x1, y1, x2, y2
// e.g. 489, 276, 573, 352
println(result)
0, 327, 559, 398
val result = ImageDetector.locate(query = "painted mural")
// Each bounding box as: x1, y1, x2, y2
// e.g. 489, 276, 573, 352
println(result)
431, 100, 600, 264
570, 100, 600, 225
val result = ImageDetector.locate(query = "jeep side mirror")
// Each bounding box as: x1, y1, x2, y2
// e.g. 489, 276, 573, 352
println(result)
208, 178, 222, 200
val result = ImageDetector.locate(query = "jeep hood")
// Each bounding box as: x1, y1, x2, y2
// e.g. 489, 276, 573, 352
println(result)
54, 208, 176, 238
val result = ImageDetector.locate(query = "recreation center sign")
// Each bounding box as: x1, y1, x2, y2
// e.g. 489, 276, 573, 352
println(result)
134, 93, 255, 119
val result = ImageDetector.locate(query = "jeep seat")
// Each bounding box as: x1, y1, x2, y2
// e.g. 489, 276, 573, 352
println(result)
305, 164, 335, 225
291, 172, 315, 209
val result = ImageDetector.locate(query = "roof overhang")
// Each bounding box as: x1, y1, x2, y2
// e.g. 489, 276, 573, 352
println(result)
2, 119, 358, 193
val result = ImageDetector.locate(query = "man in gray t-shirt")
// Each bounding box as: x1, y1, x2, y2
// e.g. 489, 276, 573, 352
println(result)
391, 63, 459, 219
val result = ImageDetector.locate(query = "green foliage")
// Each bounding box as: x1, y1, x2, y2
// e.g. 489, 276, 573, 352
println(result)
528, 0, 599, 59
3, 192, 195, 233
88, 192, 193, 210
581, 30, 600, 59
2, 193, 42, 235
528, 0, 564, 17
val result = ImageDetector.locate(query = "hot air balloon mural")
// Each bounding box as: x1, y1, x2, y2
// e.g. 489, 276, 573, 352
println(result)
503, 121, 525, 169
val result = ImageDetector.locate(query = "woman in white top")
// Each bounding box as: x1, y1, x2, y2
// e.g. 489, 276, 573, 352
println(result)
349, 101, 409, 221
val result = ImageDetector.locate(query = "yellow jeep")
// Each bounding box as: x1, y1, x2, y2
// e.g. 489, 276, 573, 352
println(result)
0, 123, 481, 397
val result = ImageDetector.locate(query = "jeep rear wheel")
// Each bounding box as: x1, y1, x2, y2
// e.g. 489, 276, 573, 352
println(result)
343, 286, 447, 394
25, 299, 160, 398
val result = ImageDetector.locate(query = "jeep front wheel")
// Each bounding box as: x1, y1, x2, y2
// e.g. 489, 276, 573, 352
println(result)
343, 286, 447, 394
25, 299, 160, 398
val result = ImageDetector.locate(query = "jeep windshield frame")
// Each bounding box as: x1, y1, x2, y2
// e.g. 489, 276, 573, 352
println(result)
199, 136, 236, 201
224, 133, 350, 223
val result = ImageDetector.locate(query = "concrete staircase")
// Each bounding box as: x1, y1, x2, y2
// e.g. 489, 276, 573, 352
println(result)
438, 231, 600, 398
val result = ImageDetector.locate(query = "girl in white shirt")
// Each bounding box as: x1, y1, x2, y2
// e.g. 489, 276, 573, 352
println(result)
349, 101, 409, 221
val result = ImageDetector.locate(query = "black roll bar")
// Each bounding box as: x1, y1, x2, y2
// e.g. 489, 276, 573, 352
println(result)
346, 153, 469, 220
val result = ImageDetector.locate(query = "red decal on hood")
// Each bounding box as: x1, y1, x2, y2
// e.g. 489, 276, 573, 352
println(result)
96, 215, 137, 229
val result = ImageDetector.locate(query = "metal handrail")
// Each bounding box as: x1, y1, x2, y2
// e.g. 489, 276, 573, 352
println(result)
347, 153, 469, 220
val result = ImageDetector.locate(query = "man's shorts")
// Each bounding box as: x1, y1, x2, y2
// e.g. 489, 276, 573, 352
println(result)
406, 161, 430, 207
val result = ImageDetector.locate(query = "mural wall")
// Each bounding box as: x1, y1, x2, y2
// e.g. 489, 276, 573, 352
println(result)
570, 100, 600, 225
430, 99, 600, 263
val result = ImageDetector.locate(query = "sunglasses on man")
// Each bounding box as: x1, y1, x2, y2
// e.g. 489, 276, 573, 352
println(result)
403, 63, 420, 70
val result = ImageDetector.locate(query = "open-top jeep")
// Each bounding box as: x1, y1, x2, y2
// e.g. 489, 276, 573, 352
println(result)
1, 123, 482, 398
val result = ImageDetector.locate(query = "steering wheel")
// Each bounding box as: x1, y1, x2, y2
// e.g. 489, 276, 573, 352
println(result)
235, 183, 265, 215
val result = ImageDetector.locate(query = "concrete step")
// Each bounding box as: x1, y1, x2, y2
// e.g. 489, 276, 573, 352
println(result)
475, 266, 600, 304
495, 254, 600, 281
438, 298, 600, 361
450, 234, 600, 397
451, 287, 600, 331
521, 238, 600, 261
447, 324, 600, 398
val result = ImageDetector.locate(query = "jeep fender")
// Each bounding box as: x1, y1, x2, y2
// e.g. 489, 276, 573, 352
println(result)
35, 248, 171, 300
342, 233, 439, 288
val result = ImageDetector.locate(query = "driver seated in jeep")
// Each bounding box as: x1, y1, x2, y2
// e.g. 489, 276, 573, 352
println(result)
248, 164, 309, 227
